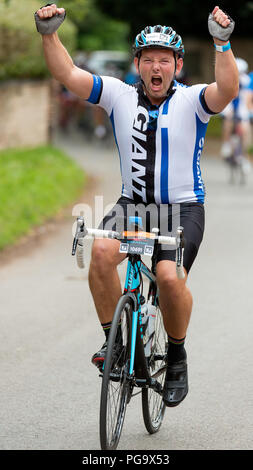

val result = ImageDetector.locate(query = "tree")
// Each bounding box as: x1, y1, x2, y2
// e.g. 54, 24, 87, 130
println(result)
59, 0, 91, 25
96, 0, 253, 40
65, 0, 129, 51
0, 0, 76, 80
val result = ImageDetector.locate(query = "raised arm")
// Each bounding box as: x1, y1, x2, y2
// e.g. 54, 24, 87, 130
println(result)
35, 4, 93, 100
204, 6, 239, 113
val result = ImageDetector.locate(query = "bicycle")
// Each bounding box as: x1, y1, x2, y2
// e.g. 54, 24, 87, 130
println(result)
72, 215, 185, 450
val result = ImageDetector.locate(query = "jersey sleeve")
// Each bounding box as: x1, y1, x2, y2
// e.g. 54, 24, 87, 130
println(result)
186, 83, 218, 123
86, 74, 130, 115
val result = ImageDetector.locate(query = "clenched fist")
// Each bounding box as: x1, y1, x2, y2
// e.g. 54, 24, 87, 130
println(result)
35, 3, 66, 35
211, 6, 231, 28
208, 5, 235, 42
37, 3, 65, 19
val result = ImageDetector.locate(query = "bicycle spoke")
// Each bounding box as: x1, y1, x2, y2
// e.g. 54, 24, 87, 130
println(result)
142, 303, 167, 434
107, 382, 123, 443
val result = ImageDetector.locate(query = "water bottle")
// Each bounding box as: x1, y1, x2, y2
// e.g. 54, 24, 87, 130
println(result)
141, 301, 157, 357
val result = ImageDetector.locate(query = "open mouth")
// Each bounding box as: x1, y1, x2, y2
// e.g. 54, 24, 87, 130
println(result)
151, 76, 162, 88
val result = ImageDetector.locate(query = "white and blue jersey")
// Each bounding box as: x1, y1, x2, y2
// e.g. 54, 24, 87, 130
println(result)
87, 75, 214, 204
221, 73, 252, 122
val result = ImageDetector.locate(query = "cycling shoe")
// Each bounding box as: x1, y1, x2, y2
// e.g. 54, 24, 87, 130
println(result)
163, 359, 188, 407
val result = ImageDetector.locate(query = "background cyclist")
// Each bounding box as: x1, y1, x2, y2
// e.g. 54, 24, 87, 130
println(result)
35, 4, 239, 407
220, 57, 252, 173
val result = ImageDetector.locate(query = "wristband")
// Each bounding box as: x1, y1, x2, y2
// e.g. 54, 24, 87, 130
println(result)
214, 42, 231, 53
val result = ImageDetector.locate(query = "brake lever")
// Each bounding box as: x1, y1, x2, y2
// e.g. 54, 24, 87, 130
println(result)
176, 226, 185, 279
72, 216, 87, 255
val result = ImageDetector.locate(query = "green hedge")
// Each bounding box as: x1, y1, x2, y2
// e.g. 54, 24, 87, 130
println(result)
206, 115, 223, 138
0, 145, 86, 250
0, 0, 77, 80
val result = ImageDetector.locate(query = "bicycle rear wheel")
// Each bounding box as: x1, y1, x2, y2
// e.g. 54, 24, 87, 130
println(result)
142, 303, 167, 434
99, 295, 133, 450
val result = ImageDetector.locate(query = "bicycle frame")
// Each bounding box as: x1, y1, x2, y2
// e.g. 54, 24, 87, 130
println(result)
123, 251, 161, 387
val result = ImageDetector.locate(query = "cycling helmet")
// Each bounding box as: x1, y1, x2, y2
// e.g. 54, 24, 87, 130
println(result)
235, 58, 248, 75
133, 25, 185, 58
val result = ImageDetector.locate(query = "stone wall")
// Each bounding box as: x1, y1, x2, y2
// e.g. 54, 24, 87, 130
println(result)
0, 79, 52, 150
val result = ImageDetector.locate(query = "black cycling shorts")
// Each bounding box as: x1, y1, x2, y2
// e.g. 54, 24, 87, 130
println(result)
98, 196, 205, 273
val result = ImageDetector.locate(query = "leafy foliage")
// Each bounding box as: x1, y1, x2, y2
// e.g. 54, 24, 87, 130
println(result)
63, 0, 129, 51
0, 0, 129, 78
0, 0, 77, 80
60, 0, 91, 26
96, 0, 253, 41
77, 4, 129, 52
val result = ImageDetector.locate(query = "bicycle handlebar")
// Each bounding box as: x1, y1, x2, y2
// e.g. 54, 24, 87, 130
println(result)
72, 216, 185, 279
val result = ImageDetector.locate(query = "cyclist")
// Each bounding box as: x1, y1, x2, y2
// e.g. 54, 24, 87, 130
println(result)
35, 4, 239, 407
249, 71, 253, 121
220, 58, 252, 172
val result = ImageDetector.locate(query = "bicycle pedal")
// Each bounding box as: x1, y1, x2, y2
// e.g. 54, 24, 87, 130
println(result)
149, 378, 163, 394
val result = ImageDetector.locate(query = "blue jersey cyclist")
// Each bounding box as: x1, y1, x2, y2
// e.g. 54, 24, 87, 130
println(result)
220, 57, 252, 169
35, 4, 239, 407
249, 71, 253, 120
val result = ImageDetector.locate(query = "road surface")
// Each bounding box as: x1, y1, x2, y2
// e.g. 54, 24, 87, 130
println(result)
0, 131, 252, 450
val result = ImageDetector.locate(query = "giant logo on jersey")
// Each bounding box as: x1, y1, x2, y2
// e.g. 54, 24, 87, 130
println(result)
131, 105, 149, 202
196, 137, 204, 191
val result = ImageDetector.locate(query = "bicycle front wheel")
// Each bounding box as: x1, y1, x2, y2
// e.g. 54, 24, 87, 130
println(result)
99, 295, 133, 450
142, 303, 167, 434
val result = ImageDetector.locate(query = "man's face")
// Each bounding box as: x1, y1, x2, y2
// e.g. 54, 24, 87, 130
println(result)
134, 48, 183, 105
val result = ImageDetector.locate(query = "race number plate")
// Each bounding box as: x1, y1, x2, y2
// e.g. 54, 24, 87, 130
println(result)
120, 239, 154, 256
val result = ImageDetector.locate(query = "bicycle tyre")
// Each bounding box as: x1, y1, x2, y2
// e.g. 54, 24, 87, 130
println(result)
100, 295, 133, 450
142, 303, 167, 434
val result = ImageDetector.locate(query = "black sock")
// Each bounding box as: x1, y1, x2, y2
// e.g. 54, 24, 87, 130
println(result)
101, 321, 112, 341
101, 321, 121, 342
167, 334, 186, 362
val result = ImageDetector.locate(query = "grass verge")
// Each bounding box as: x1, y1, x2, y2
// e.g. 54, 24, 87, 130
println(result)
0, 145, 86, 250
206, 115, 222, 138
